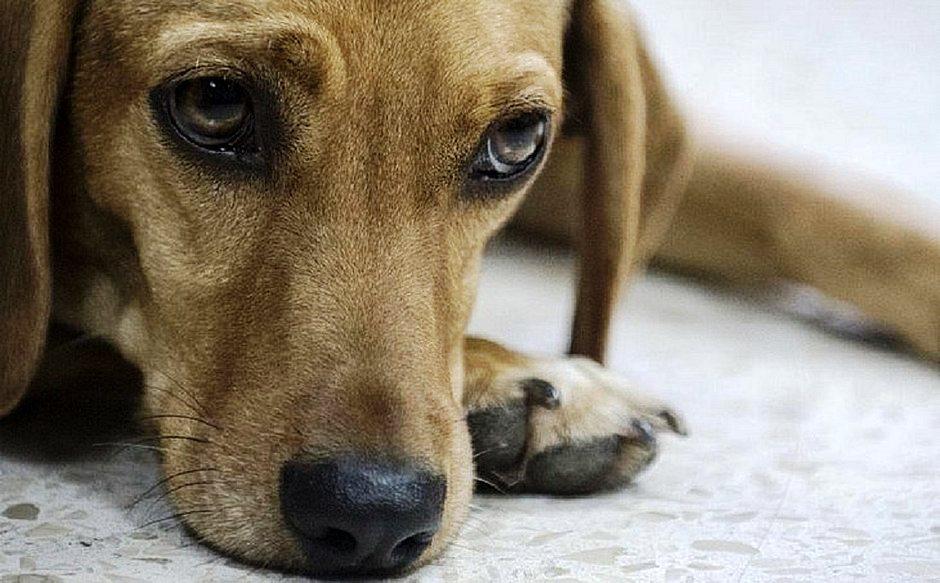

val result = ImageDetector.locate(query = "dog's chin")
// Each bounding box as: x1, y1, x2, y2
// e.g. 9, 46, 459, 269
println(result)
173, 491, 467, 580
190, 532, 435, 580
156, 422, 475, 579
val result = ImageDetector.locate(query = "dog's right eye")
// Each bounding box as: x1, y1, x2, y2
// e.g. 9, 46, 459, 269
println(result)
470, 112, 548, 182
168, 77, 256, 153
464, 110, 551, 199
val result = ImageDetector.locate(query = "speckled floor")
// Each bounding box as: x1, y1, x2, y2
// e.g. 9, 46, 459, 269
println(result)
2, 249, 939, 582
2, 1, 939, 582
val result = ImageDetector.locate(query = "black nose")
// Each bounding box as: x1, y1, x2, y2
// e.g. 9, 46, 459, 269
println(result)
280, 456, 445, 576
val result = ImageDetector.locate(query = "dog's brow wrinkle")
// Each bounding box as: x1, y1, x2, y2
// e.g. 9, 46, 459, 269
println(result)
511, 52, 560, 82
468, 53, 562, 120
155, 17, 348, 95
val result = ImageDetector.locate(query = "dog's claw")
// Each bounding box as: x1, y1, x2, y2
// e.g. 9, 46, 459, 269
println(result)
658, 409, 688, 436
523, 378, 560, 410
622, 418, 657, 447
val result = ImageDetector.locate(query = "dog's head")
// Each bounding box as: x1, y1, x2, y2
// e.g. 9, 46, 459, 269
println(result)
0, 0, 686, 577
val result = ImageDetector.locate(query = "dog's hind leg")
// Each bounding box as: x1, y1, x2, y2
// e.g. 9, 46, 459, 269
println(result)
654, 136, 940, 360
517, 131, 940, 361
462, 337, 685, 495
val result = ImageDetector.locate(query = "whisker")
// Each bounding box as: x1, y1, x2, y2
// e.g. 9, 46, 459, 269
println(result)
136, 509, 215, 531
139, 414, 222, 432
94, 442, 168, 458
140, 480, 221, 517
457, 520, 486, 537
144, 384, 206, 418
176, 532, 209, 550
473, 476, 507, 494
173, 521, 215, 550
126, 468, 220, 510
93, 441, 205, 462
149, 368, 210, 417
472, 446, 504, 459
133, 434, 214, 446
503, 476, 524, 488
445, 540, 481, 554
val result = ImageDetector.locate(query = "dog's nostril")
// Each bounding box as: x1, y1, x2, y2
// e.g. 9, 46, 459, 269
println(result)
316, 527, 357, 554
391, 530, 435, 563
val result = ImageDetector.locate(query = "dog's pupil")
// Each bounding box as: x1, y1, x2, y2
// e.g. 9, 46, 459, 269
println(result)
490, 116, 545, 168
174, 77, 249, 144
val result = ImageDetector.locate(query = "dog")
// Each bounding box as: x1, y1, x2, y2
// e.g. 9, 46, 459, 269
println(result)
2, 0, 937, 578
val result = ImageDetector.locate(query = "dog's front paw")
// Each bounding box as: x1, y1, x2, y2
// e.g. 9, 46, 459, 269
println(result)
466, 356, 686, 495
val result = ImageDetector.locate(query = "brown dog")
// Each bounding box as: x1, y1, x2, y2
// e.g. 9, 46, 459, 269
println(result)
2, 0, 937, 578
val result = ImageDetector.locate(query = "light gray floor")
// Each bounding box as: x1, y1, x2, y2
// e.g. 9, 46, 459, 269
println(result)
2, 1, 938, 582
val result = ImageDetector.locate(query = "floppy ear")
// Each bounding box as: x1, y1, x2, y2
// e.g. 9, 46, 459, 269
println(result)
0, 1, 80, 416
562, 0, 693, 362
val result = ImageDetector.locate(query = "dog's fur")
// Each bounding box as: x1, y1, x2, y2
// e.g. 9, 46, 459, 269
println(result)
2, 0, 937, 576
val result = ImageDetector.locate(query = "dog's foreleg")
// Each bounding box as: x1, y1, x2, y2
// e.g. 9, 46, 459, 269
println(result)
461, 337, 685, 495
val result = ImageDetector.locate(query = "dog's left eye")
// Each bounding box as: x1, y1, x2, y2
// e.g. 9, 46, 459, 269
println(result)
470, 112, 549, 183
167, 76, 255, 153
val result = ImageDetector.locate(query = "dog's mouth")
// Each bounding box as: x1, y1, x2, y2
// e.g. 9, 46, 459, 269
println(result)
140, 367, 474, 579
153, 439, 466, 578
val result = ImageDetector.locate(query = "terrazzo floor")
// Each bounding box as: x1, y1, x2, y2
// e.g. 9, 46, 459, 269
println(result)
1, 245, 939, 582
2, 1, 938, 581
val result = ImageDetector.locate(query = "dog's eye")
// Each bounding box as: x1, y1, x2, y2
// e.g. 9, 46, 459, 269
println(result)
169, 77, 254, 151
470, 112, 549, 183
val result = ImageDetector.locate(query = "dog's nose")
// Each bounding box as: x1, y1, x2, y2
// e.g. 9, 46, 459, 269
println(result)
280, 456, 445, 576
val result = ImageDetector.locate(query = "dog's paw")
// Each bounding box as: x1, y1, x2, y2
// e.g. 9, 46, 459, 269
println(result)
466, 356, 686, 495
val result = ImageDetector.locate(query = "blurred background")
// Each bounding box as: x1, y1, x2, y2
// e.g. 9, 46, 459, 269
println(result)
632, 0, 940, 204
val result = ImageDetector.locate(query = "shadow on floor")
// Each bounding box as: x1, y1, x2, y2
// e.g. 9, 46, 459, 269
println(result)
0, 337, 143, 462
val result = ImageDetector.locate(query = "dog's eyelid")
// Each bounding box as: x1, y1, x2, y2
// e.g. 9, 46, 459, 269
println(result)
159, 65, 254, 94
494, 94, 557, 120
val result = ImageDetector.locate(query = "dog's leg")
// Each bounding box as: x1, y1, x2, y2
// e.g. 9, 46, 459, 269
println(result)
462, 337, 685, 494
654, 136, 940, 360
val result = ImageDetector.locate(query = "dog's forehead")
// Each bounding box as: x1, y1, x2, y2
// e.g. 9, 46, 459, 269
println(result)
79, 0, 573, 178
94, 0, 571, 73
83, 0, 572, 143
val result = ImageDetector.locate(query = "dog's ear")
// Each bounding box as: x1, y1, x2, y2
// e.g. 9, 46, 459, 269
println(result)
0, 1, 81, 416
562, 0, 692, 362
